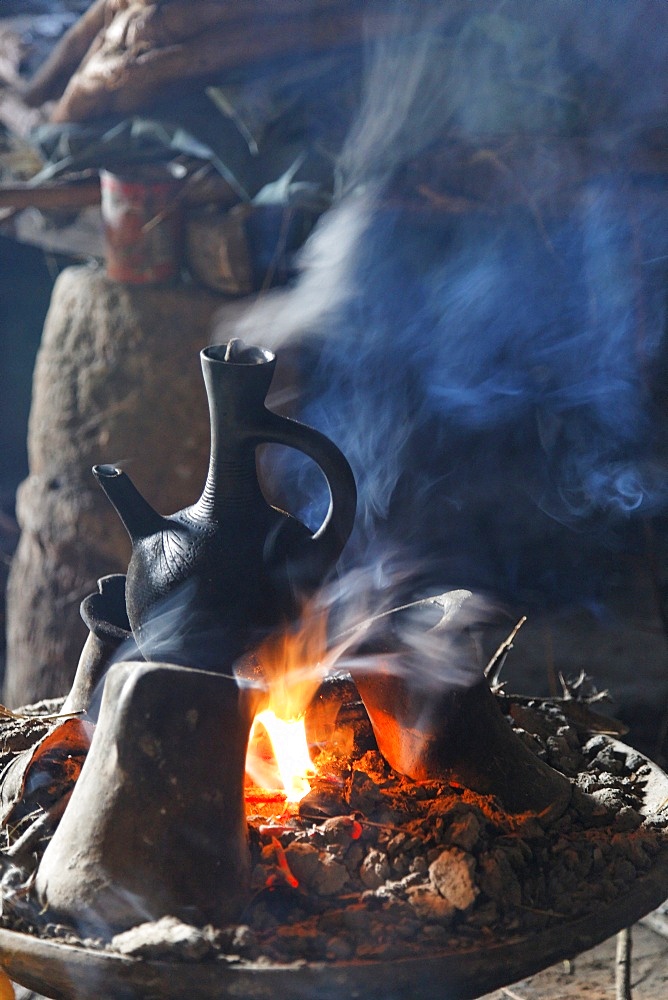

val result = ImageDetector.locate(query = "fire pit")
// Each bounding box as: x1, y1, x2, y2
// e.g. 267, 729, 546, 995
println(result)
0, 341, 667, 1000
0, 701, 667, 1000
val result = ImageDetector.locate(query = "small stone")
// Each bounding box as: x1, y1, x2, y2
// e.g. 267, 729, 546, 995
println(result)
625, 752, 647, 772
410, 855, 428, 875
583, 735, 613, 758
508, 704, 553, 740
514, 727, 548, 758
406, 885, 456, 923
590, 787, 626, 813
326, 935, 354, 960
348, 770, 383, 813
111, 917, 216, 961
447, 812, 481, 852
284, 842, 348, 896
391, 854, 411, 877
283, 842, 322, 883
319, 815, 362, 846
428, 848, 479, 911
612, 805, 643, 833
611, 858, 637, 883
312, 854, 349, 896
465, 900, 499, 927
422, 923, 449, 945
343, 904, 374, 932
571, 785, 612, 822
478, 851, 521, 906
556, 725, 581, 752
360, 849, 391, 889
386, 832, 408, 857
217, 924, 259, 959
587, 746, 628, 776
299, 786, 349, 820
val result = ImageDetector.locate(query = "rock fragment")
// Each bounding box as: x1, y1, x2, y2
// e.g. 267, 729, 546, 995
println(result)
429, 848, 479, 910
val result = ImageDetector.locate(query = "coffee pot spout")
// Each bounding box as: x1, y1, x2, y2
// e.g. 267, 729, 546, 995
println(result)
92, 465, 166, 543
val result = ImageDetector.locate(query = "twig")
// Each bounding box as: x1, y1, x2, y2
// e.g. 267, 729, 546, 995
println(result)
0, 180, 101, 211
615, 926, 633, 1000
5, 791, 72, 862
485, 616, 527, 684
0, 703, 83, 723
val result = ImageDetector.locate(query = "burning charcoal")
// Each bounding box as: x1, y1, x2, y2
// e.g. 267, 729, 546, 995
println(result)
298, 782, 349, 820
428, 848, 479, 911
111, 917, 218, 961
283, 842, 348, 896
354, 751, 392, 783
359, 848, 391, 888
281, 841, 320, 881
318, 815, 363, 845
306, 675, 376, 761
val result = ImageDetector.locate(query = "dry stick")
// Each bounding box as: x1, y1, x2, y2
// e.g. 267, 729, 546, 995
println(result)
615, 927, 633, 1000
0, 171, 238, 214
0, 181, 101, 211
5, 791, 72, 863
484, 616, 527, 685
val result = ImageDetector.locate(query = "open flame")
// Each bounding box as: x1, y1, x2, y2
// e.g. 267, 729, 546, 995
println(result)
248, 710, 315, 803
244, 603, 328, 804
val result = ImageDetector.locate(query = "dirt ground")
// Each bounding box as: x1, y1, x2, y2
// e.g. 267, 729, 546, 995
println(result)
482, 920, 668, 1000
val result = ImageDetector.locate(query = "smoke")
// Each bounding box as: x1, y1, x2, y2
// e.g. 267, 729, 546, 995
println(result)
219, 2, 668, 611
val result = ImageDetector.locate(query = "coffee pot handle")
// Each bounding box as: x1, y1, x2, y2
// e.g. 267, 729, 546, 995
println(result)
258, 410, 357, 560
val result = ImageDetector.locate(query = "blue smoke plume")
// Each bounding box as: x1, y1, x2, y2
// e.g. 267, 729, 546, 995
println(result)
224, 2, 668, 609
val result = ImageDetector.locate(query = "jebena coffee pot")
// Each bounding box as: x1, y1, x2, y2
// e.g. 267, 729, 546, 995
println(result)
94, 339, 356, 672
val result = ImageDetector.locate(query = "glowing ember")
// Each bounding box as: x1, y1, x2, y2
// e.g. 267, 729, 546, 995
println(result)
247, 709, 315, 803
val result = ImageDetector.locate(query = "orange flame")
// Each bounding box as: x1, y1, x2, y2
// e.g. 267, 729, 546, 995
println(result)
245, 605, 327, 804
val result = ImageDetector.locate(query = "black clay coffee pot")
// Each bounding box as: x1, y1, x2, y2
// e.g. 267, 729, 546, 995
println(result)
94, 340, 356, 672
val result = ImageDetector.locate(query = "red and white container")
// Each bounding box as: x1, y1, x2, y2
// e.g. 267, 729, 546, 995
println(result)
100, 166, 184, 284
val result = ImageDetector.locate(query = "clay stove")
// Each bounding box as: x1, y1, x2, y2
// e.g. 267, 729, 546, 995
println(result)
0, 342, 667, 1000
